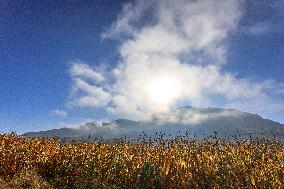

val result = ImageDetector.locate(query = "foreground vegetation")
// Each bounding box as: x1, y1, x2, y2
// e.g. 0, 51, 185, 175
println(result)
0, 133, 283, 189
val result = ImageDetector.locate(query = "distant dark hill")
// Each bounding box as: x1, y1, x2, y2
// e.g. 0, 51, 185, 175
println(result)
23, 107, 284, 140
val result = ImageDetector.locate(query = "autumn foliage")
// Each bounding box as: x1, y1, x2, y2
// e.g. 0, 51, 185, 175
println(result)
0, 133, 283, 188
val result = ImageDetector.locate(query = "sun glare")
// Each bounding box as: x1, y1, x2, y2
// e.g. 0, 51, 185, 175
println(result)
148, 76, 182, 106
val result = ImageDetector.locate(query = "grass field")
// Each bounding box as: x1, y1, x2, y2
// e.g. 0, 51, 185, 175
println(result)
0, 133, 283, 189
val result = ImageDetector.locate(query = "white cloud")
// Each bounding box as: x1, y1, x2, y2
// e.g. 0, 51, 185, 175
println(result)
69, 0, 284, 121
57, 118, 94, 128
244, 22, 273, 35
151, 108, 245, 125
69, 78, 111, 108
70, 61, 105, 83
49, 109, 68, 117
102, 0, 154, 39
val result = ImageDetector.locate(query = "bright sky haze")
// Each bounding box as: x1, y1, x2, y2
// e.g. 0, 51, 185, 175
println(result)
1, 0, 284, 133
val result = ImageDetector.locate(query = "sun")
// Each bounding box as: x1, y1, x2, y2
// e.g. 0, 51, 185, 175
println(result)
147, 76, 182, 106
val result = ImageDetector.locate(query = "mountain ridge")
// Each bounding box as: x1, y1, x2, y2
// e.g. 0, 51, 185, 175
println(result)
23, 107, 284, 140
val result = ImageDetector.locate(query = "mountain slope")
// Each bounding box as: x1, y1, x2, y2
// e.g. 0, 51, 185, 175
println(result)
23, 107, 284, 140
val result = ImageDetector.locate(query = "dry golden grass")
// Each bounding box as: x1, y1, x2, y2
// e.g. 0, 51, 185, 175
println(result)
0, 169, 52, 189
0, 133, 283, 188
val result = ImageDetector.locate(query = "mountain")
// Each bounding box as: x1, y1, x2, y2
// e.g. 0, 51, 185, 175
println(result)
23, 107, 284, 140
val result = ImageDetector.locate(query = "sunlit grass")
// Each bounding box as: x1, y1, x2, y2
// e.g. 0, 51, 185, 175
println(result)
0, 133, 283, 188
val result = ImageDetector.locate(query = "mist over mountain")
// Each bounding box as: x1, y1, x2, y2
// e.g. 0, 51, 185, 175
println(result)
23, 107, 284, 140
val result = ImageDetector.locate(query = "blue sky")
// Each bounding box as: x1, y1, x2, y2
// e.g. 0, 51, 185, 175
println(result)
0, 0, 284, 133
